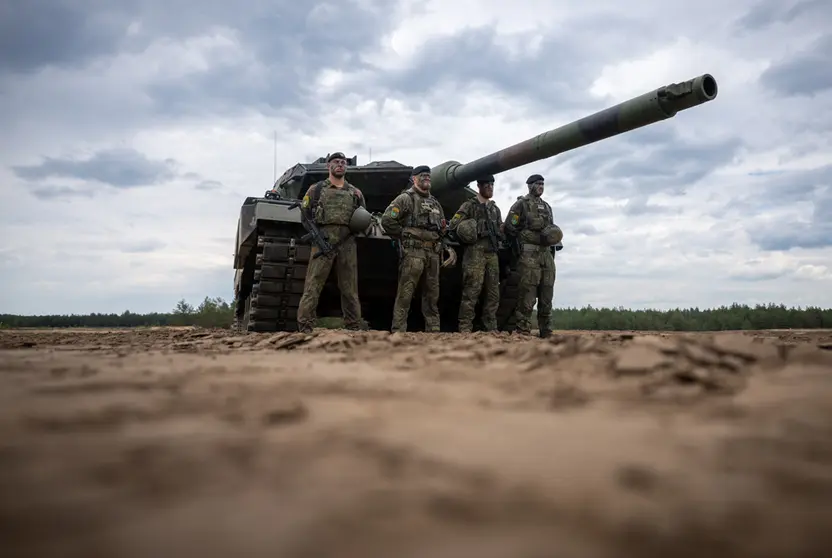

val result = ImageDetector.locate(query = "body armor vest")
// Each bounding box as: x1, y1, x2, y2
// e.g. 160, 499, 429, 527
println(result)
472, 200, 502, 250
519, 195, 553, 245
314, 184, 359, 226
406, 190, 443, 230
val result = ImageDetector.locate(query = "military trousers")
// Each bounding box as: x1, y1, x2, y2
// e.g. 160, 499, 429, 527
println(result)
458, 246, 500, 333
391, 246, 441, 333
512, 245, 556, 335
296, 229, 362, 332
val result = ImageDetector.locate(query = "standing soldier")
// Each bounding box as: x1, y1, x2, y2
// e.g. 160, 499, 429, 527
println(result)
503, 173, 563, 338
448, 175, 503, 333
381, 165, 448, 333
296, 152, 368, 333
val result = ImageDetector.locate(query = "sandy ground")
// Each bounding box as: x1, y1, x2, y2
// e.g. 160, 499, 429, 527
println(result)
1, 327, 832, 558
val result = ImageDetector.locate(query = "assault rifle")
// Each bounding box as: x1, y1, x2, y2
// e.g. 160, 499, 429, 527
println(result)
506, 235, 521, 267
482, 212, 501, 253
288, 200, 343, 260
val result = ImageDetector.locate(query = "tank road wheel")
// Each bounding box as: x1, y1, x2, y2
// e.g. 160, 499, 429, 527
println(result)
245, 233, 311, 332
496, 267, 521, 332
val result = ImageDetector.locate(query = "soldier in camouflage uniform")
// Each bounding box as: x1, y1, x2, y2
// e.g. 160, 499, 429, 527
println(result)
448, 175, 503, 333
296, 152, 367, 333
381, 165, 448, 333
503, 173, 563, 338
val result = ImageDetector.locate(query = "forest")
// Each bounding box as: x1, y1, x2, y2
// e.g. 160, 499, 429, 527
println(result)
2, 297, 831, 331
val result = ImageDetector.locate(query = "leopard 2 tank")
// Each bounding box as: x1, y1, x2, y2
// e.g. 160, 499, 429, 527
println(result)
231, 73, 718, 332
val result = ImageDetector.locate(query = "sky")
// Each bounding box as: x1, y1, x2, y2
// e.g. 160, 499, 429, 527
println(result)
1, 0, 831, 316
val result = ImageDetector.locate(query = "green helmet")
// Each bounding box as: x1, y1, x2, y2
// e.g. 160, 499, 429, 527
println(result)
349, 206, 373, 234
540, 224, 563, 245
456, 219, 478, 244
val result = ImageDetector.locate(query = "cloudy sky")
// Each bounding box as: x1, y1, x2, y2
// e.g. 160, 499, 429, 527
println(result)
1, 0, 830, 316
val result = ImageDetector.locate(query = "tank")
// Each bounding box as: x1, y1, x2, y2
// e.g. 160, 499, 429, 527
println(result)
232, 73, 718, 333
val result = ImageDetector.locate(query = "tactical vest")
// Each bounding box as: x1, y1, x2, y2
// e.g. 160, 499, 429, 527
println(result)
471, 200, 501, 250
404, 189, 443, 230
474, 200, 501, 227
520, 194, 552, 231
310, 181, 361, 226
517, 194, 553, 246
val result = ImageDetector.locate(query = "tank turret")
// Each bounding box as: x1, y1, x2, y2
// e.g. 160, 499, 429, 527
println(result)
231, 73, 718, 333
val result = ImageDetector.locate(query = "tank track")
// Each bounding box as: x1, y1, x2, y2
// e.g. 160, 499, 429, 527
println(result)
237, 230, 311, 333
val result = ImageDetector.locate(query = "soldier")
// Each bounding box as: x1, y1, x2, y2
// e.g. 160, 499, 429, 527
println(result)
296, 152, 367, 333
448, 175, 503, 333
503, 173, 563, 338
381, 165, 448, 333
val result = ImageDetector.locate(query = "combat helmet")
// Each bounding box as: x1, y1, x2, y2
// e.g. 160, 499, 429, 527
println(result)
455, 219, 478, 244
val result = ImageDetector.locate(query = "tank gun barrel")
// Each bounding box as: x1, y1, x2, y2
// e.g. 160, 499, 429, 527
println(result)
430, 73, 718, 193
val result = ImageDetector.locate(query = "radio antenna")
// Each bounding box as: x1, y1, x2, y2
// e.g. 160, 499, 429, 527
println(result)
273, 130, 277, 183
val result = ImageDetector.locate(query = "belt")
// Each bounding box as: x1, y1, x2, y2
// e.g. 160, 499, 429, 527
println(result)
402, 238, 437, 249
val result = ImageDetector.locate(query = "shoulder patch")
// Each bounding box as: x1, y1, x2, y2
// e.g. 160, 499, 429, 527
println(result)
452, 212, 462, 220
510, 214, 519, 226
390, 206, 400, 218
301, 195, 310, 208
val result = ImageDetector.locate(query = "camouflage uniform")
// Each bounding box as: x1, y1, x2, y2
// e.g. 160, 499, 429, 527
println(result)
381, 165, 447, 332
449, 192, 503, 333
504, 174, 558, 337
296, 175, 367, 332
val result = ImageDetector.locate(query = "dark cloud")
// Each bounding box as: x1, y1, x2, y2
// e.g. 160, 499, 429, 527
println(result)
30, 186, 97, 200
734, 0, 829, 31
754, 195, 832, 251
622, 196, 681, 216
121, 240, 166, 253
0, 250, 19, 266
739, 165, 832, 250
759, 33, 832, 97
371, 14, 662, 112
0, 0, 398, 126
727, 268, 788, 281
550, 126, 743, 199
551, 124, 678, 173
0, 0, 133, 73
12, 148, 177, 189
143, 0, 396, 119
195, 180, 223, 191
743, 164, 830, 207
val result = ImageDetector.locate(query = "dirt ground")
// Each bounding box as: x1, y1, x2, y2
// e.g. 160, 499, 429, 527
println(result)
1, 327, 831, 558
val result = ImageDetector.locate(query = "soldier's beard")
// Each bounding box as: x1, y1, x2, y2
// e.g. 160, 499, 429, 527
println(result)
530, 186, 543, 197
331, 167, 346, 178
414, 180, 431, 195
478, 187, 492, 199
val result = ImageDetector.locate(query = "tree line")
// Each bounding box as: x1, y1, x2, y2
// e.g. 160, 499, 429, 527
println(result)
1, 298, 831, 331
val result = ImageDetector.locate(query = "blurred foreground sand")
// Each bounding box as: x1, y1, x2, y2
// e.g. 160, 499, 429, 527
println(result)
1, 327, 831, 558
